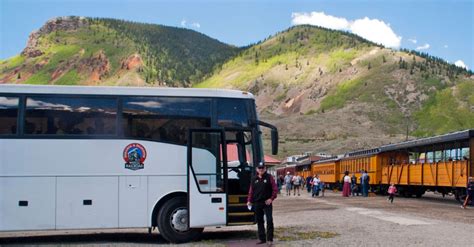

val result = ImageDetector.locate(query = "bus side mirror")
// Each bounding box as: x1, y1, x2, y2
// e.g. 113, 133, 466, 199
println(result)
271, 129, 278, 155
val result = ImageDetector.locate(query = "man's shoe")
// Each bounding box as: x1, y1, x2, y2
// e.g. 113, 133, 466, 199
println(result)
267, 241, 273, 246
257, 240, 266, 244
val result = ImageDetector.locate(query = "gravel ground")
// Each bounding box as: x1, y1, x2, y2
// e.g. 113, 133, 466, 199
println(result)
1, 191, 473, 246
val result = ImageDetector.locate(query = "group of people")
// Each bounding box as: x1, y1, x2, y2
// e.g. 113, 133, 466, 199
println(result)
341, 170, 370, 197
341, 170, 397, 203
275, 172, 326, 197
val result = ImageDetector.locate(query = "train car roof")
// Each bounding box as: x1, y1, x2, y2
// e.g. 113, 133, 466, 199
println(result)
314, 156, 340, 163
343, 148, 381, 159
380, 129, 474, 152
0, 84, 255, 99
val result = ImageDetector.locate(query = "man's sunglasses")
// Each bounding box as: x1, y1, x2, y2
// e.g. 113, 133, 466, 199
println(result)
257, 167, 265, 169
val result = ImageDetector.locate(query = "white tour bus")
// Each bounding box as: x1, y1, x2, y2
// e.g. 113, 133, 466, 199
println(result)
0, 85, 278, 243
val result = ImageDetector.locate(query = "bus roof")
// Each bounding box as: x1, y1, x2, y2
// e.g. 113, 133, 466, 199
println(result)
0, 84, 255, 99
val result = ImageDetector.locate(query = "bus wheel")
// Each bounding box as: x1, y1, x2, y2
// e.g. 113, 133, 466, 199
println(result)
157, 196, 203, 243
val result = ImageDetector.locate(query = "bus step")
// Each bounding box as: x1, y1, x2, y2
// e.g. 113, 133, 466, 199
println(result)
228, 195, 248, 204
228, 214, 255, 223
228, 212, 254, 216
228, 222, 255, 226
228, 203, 247, 207
228, 205, 248, 213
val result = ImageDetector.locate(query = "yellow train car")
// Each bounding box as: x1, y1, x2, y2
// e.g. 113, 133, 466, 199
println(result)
311, 157, 339, 184
379, 129, 474, 199
295, 164, 312, 179
339, 148, 382, 187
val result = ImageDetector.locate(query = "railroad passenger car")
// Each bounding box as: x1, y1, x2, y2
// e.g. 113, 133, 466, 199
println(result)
295, 163, 312, 179
339, 149, 384, 192
276, 165, 296, 178
380, 130, 473, 200
311, 156, 340, 187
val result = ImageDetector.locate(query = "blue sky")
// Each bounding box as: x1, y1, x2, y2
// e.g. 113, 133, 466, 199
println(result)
1, 0, 473, 69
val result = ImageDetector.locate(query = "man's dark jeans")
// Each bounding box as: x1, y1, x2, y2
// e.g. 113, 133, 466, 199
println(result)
255, 202, 274, 242
362, 183, 369, 197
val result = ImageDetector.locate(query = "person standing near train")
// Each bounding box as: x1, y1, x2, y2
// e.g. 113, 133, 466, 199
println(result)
292, 174, 302, 196
319, 178, 325, 197
284, 172, 293, 196
306, 175, 313, 193
462, 177, 474, 209
277, 175, 283, 194
360, 170, 370, 197
351, 173, 358, 196
312, 174, 321, 197
342, 171, 351, 197
387, 183, 397, 203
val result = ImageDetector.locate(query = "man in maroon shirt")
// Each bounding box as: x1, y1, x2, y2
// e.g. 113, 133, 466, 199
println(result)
247, 164, 278, 245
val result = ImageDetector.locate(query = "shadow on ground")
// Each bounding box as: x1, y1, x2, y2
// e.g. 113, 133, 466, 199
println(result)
0, 230, 258, 245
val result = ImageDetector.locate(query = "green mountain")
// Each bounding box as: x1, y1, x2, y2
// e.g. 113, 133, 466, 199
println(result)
1, 18, 473, 157
0, 16, 239, 86
196, 26, 474, 156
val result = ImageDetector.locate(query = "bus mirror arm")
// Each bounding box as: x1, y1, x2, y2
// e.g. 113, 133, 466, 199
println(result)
254, 120, 279, 155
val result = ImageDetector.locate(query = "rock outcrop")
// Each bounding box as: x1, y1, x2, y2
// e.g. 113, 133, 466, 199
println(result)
78, 50, 110, 82
121, 54, 143, 71
22, 16, 88, 58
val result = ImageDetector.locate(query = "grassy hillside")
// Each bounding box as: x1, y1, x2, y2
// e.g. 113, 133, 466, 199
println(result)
196, 26, 375, 89
0, 16, 238, 86
196, 25, 474, 157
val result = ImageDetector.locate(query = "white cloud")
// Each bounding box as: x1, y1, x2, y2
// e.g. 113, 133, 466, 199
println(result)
350, 17, 401, 48
291, 12, 349, 30
444, 44, 448, 48
291, 12, 402, 48
408, 38, 417, 44
180, 19, 200, 29
416, 43, 430, 50
454, 60, 468, 69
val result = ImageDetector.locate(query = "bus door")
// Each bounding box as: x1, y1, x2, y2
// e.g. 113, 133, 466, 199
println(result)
187, 129, 227, 227
224, 128, 257, 225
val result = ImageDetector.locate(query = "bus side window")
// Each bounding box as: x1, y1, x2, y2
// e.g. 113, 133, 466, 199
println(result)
24, 96, 117, 136
0, 96, 19, 135
122, 97, 211, 144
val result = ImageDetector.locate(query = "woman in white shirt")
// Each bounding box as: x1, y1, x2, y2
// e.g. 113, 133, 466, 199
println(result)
342, 171, 351, 197
312, 174, 321, 197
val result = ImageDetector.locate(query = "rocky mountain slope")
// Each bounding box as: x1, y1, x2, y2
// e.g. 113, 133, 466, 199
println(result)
1, 18, 473, 158
0, 16, 238, 86
196, 26, 474, 156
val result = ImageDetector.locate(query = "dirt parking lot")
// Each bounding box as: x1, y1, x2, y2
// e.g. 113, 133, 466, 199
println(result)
1, 191, 473, 246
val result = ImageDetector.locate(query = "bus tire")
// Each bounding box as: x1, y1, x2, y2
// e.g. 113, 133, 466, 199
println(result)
157, 196, 203, 243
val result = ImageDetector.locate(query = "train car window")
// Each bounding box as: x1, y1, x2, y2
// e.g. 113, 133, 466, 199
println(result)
461, 148, 469, 160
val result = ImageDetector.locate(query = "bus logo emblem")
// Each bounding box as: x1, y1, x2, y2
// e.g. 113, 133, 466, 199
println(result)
123, 143, 147, 170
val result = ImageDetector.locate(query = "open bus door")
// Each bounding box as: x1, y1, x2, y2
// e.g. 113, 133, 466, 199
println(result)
187, 129, 228, 228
